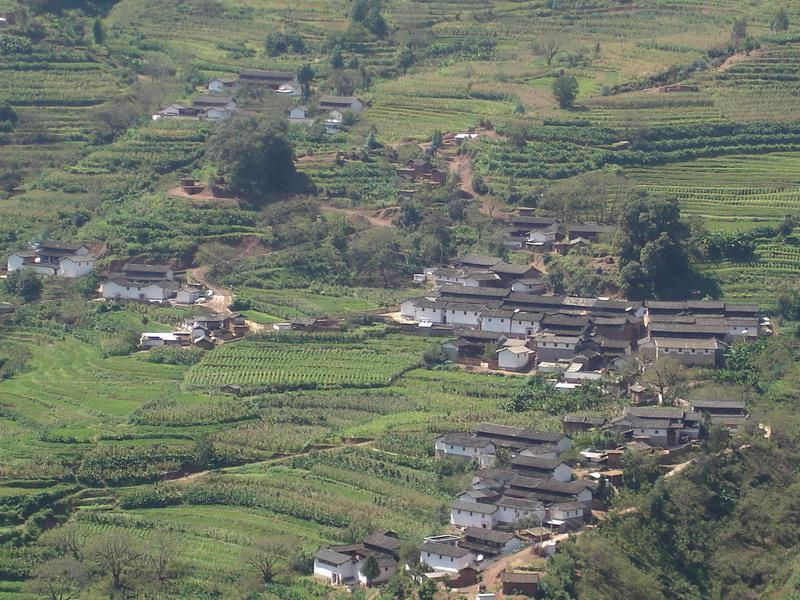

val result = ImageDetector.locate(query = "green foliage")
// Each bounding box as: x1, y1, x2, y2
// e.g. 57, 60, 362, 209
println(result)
92, 17, 105, 44
206, 115, 297, 203
350, 0, 387, 38
771, 7, 790, 32
4, 270, 43, 304
265, 31, 306, 56
505, 377, 604, 415
553, 72, 579, 109
145, 346, 205, 366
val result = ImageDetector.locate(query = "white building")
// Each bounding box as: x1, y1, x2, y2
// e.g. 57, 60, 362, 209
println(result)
139, 332, 180, 348
435, 433, 496, 460
494, 496, 545, 526
547, 501, 585, 524
175, 285, 203, 304
496, 343, 533, 371
319, 95, 363, 114
101, 278, 177, 302
450, 500, 497, 529
481, 310, 514, 334
313, 549, 358, 585
208, 77, 239, 94
288, 106, 310, 122
419, 542, 474, 574
7, 241, 97, 278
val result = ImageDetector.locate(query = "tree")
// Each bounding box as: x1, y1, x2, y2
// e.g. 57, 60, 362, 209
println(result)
146, 530, 177, 583
538, 36, 562, 65
616, 194, 692, 298
619, 261, 649, 300
621, 450, 660, 490
296, 63, 314, 100
771, 7, 789, 32
88, 530, 143, 590
0, 100, 17, 127
430, 130, 443, 156
243, 537, 292, 584
351, 0, 388, 38
44, 527, 88, 561
206, 115, 296, 203
5, 269, 43, 303
92, 17, 105, 44
396, 46, 415, 71
331, 49, 344, 69
642, 356, 681, 403
553, 72, 579, 109
731, 18, 747, 49
365, 130, 378, 150
361, 554, 380, 586
24, 558, 88, 600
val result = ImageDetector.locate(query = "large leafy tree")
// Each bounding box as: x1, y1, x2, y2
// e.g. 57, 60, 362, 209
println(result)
553, 72, 579, 109
616, 194, 692, 297
206, 115, 296, 204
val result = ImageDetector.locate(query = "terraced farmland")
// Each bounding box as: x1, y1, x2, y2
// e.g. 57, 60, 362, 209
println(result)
185, 332, 432, 390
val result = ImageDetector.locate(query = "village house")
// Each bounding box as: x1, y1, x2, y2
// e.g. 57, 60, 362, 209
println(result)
493, 496, 545, 527
501, 571, 540, 598
530, 332, 581, 363
318, 94, 363, 114
419, 542, 475, 574
313, 530, 400, 587
175, 285, 204, 305
638, 336, 727, 367
288, 106, 311, 123
457, 489, 500, 504
450, 500, 498, 529
496, 339, 534, 371
435, 433, 497, 463
565, 223, 615, 242
208, 77, 239, 94
611, 406, 701, 447
459, 527, 525, 558
507, 476, 593, 509
100, 263, 178, 302
471, 469, 518, 492
0, 11, 16, 26
474, 423, 572, 454
547, 501, 585, 528
686, 399, 749, 430
562, 414, 607, 435
7, 241, 98, 278
510, 456, 572, 482
238, 69, 298, 89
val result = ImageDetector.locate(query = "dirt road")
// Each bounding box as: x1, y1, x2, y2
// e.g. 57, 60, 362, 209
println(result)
321, 205, 397, 228
188, 266, 233, 314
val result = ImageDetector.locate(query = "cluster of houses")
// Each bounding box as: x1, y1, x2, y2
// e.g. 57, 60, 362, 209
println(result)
208, 69, 302, 96
288, 94, 364, 133
154, 95, 238, 122
504, 211, 616, 252
7, 241, 102, 278
400, 254, 766, 374
314, 423, 591, 594
396, 158, 448, 188
139, 312, 248, 350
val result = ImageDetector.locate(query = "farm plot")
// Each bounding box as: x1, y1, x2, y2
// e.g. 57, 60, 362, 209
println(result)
185, 333, 433, 391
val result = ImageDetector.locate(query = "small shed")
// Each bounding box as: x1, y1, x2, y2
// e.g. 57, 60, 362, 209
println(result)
501, 571, 540, 598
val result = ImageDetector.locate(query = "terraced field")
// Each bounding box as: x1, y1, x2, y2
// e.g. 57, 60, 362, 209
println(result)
185, 333, 432, 390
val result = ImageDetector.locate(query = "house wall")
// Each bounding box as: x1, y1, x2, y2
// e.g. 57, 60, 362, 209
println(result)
420, 551, 472, 574
58, 257, 93, 277
548, 506, 584, 521
535, 342, 576, 362
101, 281, 170, 301
495, 504, 545, 526
7, 253, 25, 272
176, 289, 201, 304
510, 319, 540, 337
497, 350, 530, 371
434, 440, 495, 459
481, 316, 511, 334
417, 305, 444, 323
444, 308, 481, 327
450, 507, 495, 529
657, 346, 716, 367
400, 300, 418, 320
313, 560, 357, 584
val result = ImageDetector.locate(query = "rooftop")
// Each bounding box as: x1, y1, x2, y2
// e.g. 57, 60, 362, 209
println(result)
420, 542, 472, 559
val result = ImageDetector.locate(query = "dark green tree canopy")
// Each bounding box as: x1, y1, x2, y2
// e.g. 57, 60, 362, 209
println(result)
553, 72, 579, 109
206, 115, 296, 204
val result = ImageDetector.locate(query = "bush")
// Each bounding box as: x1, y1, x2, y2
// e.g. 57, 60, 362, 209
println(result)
145, 346, 205, 365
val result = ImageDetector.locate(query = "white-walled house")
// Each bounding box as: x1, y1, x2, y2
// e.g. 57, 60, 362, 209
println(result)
175, 286, 203, 304
288, 106, 310, 122
8, 241, 97, 278
208, 77, 239, 94
509, 312, 543, 337
313, 549, 359, 585
139, 332, 180, 348
494, 496, 545, 526
435, 433, 496, 460
450, 500, 497, 529
419, 542, 475, 574
481, 310, 514, 334
319, 95, 363, 114
496, 344, 533, 371
101, 278, 177, 302
547, 501, 585, 524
